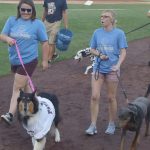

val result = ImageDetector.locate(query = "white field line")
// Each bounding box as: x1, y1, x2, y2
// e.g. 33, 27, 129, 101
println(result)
69, 8, 126, 11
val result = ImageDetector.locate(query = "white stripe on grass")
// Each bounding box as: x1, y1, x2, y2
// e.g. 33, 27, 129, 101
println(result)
69, 9, 126, 11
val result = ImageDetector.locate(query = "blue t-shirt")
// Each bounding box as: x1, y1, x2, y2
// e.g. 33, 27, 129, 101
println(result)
90, 28, 128, 73
1, 16, 48, 65
43, 0, 67, 23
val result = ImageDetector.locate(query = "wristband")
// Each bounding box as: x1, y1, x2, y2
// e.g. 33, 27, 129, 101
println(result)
98, 52, 102, 57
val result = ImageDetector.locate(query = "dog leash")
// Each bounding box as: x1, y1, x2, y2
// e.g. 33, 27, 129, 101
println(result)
94, 60, 101, 80
14, 41, 35, 92
116, 72, 129, 103
125, 22, 150, 35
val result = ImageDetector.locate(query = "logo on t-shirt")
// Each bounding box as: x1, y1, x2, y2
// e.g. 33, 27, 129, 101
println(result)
10, 25, 31, 39
47, 2, 56, 15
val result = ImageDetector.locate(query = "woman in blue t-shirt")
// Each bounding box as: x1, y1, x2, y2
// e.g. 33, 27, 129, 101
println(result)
85, 10, 128, 135
0, 0, 49, 125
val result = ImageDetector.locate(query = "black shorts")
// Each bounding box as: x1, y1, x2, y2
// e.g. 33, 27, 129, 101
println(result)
11, 58, 38, 77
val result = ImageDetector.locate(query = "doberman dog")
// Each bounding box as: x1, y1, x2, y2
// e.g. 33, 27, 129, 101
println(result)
118, 84, 150, 150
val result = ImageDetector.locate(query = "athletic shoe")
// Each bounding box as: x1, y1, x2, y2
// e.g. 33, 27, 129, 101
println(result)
1, 112, 13, 125
105, 124, 116, 135
48, 60, 52, 64
52, 53, 59, 61
85, 124, 97, 135
48, 53, 59, 64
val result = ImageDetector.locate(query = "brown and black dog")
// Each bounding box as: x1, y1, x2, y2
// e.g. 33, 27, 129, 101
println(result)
118, 84, 150, 150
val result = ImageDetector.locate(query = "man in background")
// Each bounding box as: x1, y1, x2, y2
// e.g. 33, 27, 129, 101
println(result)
42, 0, 68, 64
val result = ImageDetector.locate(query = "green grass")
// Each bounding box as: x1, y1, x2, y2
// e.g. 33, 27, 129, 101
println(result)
0, 3, 150, 76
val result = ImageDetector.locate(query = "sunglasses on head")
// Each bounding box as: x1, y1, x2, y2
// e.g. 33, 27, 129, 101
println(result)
20, 8, 32, 13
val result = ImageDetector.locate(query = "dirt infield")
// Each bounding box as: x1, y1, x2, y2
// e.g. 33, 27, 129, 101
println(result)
0, 1, 150, 150
0, 37, 150, 150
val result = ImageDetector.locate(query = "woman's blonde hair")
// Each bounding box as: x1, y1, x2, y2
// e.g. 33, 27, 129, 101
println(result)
101, 9, 117, 26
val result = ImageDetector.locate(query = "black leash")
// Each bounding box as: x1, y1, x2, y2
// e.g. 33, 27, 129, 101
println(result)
116, 72, 129, 104
94, 60, 101, 80
144, 84, 150, 97
125, 22, 150, 35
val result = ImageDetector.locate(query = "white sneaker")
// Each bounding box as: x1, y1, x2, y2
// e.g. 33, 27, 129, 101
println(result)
1, 112, 13, 125
105, 124, 115, 135
85, 124, 97, 135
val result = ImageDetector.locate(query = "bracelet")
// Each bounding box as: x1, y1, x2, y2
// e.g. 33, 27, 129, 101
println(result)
98, 52, 102, 57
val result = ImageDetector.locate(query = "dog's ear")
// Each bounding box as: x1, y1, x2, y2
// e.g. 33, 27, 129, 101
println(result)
145, 84, 150, 97
30, 90, 37, 100
128, 104, 138, 122
17, 89, 24, 103
82, 48, 91, 57
19, 89, 24, 97
17, 97, 21, 103
81, 51, 87, 57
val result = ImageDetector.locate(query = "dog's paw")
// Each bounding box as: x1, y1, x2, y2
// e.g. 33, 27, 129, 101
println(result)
55, 128, 61, 142
55, 136, 60, 142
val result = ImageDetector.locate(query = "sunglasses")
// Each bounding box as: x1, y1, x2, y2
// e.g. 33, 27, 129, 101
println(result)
20, 8, 32, 13
101, 15, 111, 19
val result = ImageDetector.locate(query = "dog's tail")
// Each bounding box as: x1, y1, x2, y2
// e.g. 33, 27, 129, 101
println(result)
144, 84, 150, 97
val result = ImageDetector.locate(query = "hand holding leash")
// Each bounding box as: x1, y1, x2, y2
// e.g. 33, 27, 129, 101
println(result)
99, 54, 109, 60
111, 64, 120, 71
7, 37, 15, 46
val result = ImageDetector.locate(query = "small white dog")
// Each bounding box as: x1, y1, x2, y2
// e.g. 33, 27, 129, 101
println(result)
74, 48, 95, 74
17, 90, 60, 150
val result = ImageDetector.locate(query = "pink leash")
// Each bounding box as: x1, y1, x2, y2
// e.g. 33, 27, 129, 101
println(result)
14, 41, 35, 92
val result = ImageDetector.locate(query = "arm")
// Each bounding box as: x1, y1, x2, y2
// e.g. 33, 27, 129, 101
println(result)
112, 48, 127, 71
0, 34, 15, 46
62, 10, 68, 29
42, 8, 47, 22
41, 41, 49, 70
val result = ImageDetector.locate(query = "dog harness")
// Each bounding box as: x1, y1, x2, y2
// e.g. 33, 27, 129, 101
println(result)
23, 96, 55, 140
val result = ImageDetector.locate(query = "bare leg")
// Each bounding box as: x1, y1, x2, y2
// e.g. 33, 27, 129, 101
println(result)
90, 75, 104, 125
9, 73, 29, 115
106, 81, 118, 123
130, 132, 140, 150
55, 128, 60, 142
120, 129, 126, 150
48, 44, 55, 61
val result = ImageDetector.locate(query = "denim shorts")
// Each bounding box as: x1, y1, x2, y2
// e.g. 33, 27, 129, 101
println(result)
11, 58, 38, 77
93, 71, 119, 82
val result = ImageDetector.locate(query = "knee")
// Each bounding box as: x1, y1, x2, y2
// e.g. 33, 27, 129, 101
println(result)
108, 96, 116, 103
91, 95, 100, 102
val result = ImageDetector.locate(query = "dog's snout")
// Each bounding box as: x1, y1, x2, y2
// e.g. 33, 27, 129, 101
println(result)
24, 107, 27, 112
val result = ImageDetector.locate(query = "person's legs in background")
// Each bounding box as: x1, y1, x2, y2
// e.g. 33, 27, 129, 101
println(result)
105, 72, 118, 135
85, 74, 104, 135
44, 21, 61, 63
